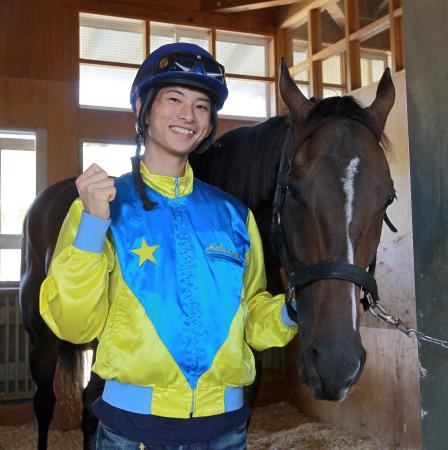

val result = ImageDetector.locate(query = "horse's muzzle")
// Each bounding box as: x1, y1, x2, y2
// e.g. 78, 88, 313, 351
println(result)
300, 340, 366, 402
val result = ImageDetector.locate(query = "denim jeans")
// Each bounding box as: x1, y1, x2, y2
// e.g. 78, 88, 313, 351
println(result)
93, 421, 247, 450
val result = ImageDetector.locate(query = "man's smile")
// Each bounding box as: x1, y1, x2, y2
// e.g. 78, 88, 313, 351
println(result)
170, 126, 195, 136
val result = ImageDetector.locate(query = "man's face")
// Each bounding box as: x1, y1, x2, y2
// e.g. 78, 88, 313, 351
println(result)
145, 86, 213, 159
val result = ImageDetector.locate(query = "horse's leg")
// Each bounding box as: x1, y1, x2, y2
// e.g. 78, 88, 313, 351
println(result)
81, 344, 104, 450
29, 336, 61, 450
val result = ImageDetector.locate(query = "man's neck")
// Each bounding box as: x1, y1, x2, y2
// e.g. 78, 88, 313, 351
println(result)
142, 149, 188, 178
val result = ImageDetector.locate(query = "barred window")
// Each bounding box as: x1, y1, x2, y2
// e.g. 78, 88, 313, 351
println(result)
79, 13, 144, 109
0, 130, 46, 282
79, 13, 274, 118
81, 141, 136, 177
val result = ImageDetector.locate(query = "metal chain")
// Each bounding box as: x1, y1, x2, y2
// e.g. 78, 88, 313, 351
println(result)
366, 299, 448, 350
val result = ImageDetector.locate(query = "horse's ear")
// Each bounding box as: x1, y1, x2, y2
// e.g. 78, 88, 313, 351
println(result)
366, 68, 395, 133
279, 57, 313, 126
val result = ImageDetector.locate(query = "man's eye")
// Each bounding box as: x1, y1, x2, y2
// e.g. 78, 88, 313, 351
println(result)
168, 97, 181, 102
197, 104, 209, 111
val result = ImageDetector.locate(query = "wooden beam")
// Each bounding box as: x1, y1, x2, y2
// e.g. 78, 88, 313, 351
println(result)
277, 0, 335, 29
289, 59, 310, 78
349, 14, 389, 42
202, 0, 298, 13
312, 38, 345, 62
275, 27, 288, 114
394, 7, 403, 18
344, 0, 361, 91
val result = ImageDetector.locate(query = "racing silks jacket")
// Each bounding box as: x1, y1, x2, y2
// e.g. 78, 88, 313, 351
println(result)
39, 161, 296, 419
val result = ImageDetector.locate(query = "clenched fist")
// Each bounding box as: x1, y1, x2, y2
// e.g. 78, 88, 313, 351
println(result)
76, 164, 116, 219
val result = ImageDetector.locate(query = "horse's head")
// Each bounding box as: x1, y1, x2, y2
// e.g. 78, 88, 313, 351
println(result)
278, 60, 396, 401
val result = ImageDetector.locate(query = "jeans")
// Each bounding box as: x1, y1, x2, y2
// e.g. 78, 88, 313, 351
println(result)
93, 421, 247, 450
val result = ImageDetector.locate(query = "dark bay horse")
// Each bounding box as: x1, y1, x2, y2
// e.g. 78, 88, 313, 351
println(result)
20, 61, 395, 449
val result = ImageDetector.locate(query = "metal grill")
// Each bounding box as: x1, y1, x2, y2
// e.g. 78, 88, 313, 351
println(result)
286, 22, 309, 66
0, 286, 33, 402
360, 29, 391, 87
321, 4, 345, 46
360, 0, 389, 28
294, 69, 310, 99
322, 52, 345, 98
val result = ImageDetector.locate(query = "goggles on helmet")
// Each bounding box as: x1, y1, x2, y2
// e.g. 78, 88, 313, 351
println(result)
152, 52, 226, 85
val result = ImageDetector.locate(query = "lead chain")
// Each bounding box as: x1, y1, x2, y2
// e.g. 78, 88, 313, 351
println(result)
367, 303, 448, 350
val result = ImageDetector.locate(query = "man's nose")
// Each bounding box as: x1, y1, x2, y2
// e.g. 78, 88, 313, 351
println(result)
178, 103, 194, 122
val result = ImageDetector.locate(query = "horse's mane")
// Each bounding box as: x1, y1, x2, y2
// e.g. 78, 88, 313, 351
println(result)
191, 95, 390, 209
191, 115, 290, 209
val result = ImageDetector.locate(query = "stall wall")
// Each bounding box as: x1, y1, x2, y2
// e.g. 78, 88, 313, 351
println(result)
296, 71, 422, 449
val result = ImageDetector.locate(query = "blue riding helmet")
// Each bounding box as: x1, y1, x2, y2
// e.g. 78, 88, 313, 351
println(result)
131, 43, 228, 112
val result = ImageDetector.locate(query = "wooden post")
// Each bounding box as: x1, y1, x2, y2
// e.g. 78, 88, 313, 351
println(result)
308, 8, 322, 98
276, 28, 289, 115
344, 0, 361, 91
389, 0, 404, 72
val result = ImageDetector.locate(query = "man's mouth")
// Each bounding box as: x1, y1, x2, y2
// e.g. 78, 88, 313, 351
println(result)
170, 126, 195, 136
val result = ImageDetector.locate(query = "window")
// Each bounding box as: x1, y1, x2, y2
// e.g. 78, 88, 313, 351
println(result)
0, 130, 46, 282
294, 69, 310, 99
81, 141, 136, 177
79, 13, 144, 109
149, 23, 210, 53
322, 53, 345, 98
360, 29, 391, 87
361, 52, 391, 87
216, 31, 274, 118
79, 13, 274, 118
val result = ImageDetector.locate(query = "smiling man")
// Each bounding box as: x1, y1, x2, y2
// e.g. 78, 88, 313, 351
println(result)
39, 43, 297, 449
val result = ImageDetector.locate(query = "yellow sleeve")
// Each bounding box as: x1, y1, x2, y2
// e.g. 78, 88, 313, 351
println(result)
39, 199, 115, 344
243, 209, 297, 351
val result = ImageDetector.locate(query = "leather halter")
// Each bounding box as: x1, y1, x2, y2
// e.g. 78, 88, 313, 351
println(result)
271, 114, 397, 322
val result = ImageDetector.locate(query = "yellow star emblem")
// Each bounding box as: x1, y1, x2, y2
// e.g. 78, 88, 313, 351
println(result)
131, 238, 159, 267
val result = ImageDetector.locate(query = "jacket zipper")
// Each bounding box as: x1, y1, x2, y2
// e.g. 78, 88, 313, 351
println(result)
175, 177, 179, 198
190, 389, 196, 417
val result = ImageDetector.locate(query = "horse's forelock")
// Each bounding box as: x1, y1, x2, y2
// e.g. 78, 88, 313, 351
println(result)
303, 95, 391, 154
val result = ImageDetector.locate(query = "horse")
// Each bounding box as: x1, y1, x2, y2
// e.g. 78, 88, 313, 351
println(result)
19, 60, 395, 449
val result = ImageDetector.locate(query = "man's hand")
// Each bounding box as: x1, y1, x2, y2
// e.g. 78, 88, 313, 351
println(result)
76, 164, 116, 219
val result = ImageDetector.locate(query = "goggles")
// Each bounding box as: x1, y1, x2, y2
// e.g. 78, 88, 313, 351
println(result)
152, 52, 226, 86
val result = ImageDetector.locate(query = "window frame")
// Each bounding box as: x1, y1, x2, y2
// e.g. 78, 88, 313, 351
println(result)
78, 137, 136, 176
0, 128, 47, 285
79, 12, 275, 119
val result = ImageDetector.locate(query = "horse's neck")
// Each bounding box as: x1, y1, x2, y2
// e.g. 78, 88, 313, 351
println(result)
192, 115, 289, 209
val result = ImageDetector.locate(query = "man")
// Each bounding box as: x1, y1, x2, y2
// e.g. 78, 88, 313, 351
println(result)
40, 43, 296, 449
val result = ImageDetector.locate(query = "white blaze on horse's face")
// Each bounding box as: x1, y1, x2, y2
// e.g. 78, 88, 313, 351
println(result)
341, 157, 360, 331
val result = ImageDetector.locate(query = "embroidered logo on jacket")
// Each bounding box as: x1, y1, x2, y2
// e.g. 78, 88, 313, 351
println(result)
205, 243, 239, 259
131, 238, 159, 267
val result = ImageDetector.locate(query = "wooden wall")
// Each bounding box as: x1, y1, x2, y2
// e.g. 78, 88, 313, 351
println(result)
0, 0, 275, 185
293, 71, 422, 449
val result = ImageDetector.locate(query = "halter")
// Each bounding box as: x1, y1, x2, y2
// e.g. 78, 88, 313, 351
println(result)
271, 113, 397, 322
